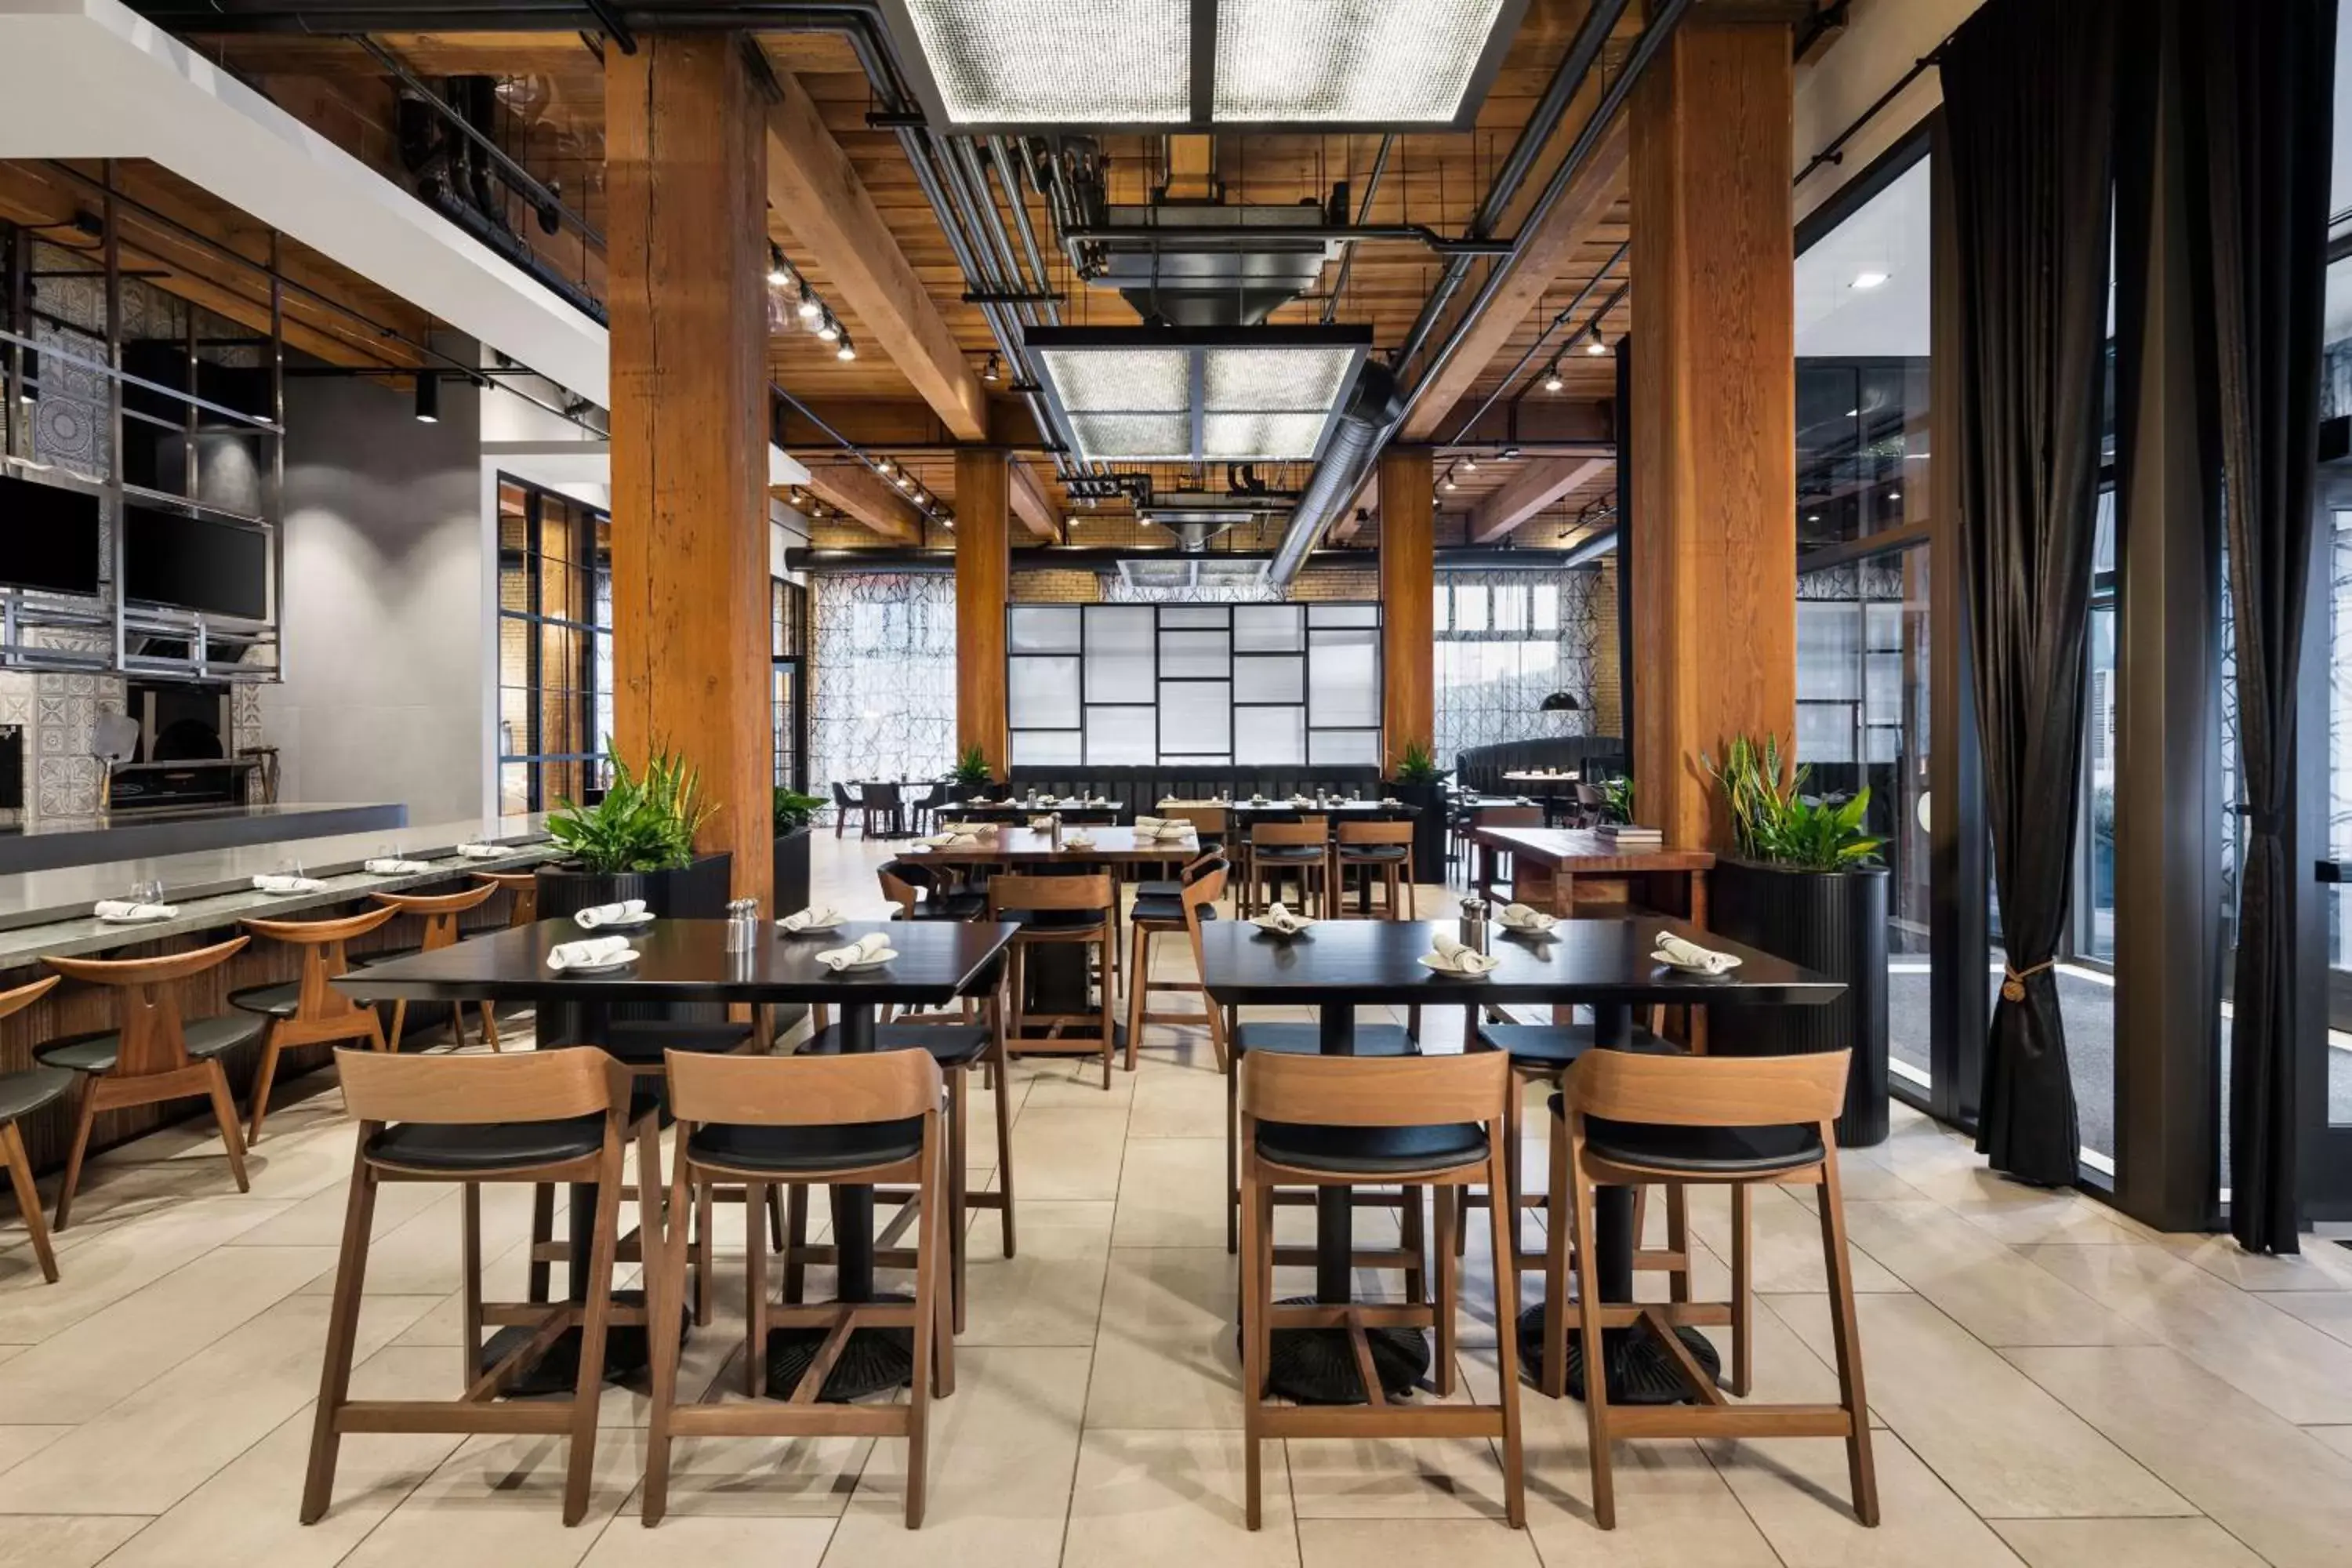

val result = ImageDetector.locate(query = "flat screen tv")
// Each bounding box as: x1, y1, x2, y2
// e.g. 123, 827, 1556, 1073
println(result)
0, 473, 103, 595
123, 503, 269, 620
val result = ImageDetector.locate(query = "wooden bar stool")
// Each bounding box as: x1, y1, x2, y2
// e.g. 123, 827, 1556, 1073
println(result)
1246, 819, 1332, 919
989, 872, 1117, 1090
369, 885, 503, 1051
232, 907, 398, 1143
1123, 857, 1226, 1070
474, 870, 539, 927
1239, 1049, 1525, 1530
40, 938, 259, 1231
1334, 819, 1417, 919
0, 975, 69, 1281
302, 1047, 656, 1528
1546, 1047, 1875, 1530
643, 1047, 953, 1530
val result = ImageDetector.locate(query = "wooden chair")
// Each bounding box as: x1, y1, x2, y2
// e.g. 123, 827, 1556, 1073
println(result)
1334, 818, 1417, 919
0, 975, 70, 1281
643, 1047, 952, 1530
830, 781, 859, 838
302, 1047, 656, 1528
1546, 1047, 1875, 1530
1239, 1049, 1524, 1530
474, 869, 539, 927
879, 859, 985, 923
40, 938, 259, 1231
1123, 858, 1226, 1070
369, 885, 503, 1051
1469, 804, 1543, 902
1245, 819, 1332, 919
988, 872, 1117, 1090
233, 907, 399, 1143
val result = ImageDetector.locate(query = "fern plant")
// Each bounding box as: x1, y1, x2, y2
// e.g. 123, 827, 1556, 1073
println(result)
546, 742, 714, 873
1391, 739, 1445, 786
949, 743, 993, 789
1700, 732, 1882, 871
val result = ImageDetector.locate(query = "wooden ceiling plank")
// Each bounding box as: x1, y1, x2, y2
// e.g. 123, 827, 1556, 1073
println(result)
1467, 455, 1615, 543
1008, 458, 1058, 540
802, 461, 924, 543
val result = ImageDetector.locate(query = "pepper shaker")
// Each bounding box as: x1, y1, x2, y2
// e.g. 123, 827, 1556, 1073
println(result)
1457, 892, 1490, 955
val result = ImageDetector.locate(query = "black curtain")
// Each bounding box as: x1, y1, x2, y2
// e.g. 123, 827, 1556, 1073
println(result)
1942, 0, 2122, 1187
2182, 0, 2336, 1254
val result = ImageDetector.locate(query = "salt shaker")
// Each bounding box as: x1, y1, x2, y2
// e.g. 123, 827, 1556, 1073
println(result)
1457, 892, 1490, 955
725, 897, 759, 951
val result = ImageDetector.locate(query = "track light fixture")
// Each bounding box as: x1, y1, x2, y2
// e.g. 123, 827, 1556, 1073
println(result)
766, 244, 791, 289
1461, 454, 1478, 472
1442, 466, 1460, 492
815, 309, 841, 343
413, 370, 439, 423
982, 350, 1002, 383
1542, 359, 1564, 394
1583, 324, 1609, 355
797, 284, 822, 322
835, 334, 857, 362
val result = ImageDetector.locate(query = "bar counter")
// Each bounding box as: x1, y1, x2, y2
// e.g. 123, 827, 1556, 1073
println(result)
0, 800, 411, 877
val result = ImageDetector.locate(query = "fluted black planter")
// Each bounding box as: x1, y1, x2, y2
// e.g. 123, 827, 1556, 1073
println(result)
1384, 779, 1449, 884
773, 827, 812, 915
1708, 858, 1890, 1147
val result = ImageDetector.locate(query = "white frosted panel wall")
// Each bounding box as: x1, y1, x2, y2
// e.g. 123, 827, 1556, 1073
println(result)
1160, 681, 1232, 754
1084, 605, 1155, 702
1308, 627, 1380, 727
1086, 704, 1157, 763
1234, 705, 1306, 764
1008, 655, 1080, 729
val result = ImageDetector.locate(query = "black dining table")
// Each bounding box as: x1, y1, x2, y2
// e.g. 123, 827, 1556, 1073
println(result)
1196, 915, 1841, 1406
337, 916, 1015, 1399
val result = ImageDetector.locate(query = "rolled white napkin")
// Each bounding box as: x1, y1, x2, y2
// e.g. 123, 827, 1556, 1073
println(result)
1656, 931, 1738, 975
1428, 935, 1502, 975
1064, 832, 1096, 848
1027, 816, 1058, 831
1133, 815, 1166, 833
778, 905, 844, 932
1289, 794, 1316, 807
94, 899, 176, 920
546, 935, 632, 971
363, 857, 433, 875
252, 874, 325, 895
814, 931, 893, 971
942, 820, 996, 837
455, 842, 506, 859
572, 898, 648, 929
1256, 902, 1312, 935
1498, 902, 1559, 933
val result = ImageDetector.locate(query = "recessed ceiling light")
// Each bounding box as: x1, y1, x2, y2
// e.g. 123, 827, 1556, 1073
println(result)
1025, 324, 1370, 463
1851, 270, 1889, 289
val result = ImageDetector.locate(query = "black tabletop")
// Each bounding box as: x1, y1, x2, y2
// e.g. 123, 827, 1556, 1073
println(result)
1195, 916, 1841, 1007
332, 918, 1017, 1007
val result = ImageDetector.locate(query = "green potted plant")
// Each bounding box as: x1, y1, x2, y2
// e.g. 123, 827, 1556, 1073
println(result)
1700, 732, 1892, 1146
536, 741, 733, 923
1385, 738, 1450, 882
1598, 773, 1635, 826
946, 742, 993, 805
771, 786, 824, 912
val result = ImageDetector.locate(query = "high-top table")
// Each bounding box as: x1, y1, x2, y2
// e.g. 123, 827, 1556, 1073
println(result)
339, 916, 1015, 1399
1196, 915, 1838, 1406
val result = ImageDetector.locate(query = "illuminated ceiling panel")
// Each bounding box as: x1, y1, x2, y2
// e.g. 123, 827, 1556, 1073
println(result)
1025, 326, 1372, 465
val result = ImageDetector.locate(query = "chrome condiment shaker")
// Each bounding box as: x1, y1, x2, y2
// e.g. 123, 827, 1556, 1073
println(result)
1457, 892, 1490, 954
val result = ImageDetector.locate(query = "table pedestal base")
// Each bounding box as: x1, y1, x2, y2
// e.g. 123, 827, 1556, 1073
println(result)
1512, 1304, 1721, 1405
1264, 1305, 1429, 1404
481, 1290, 655, 1397
763, 1294, 916, 1402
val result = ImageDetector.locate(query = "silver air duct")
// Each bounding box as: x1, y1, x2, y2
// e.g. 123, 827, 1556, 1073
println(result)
1266, 362, 1403, 590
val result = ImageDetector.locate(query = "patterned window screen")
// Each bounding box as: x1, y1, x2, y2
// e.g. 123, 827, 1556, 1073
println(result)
809, 572, 958, 790
1432, 568, 1602, 770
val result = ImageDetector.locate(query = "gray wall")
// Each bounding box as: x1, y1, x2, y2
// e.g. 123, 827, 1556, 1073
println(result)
260, 369, 488, 823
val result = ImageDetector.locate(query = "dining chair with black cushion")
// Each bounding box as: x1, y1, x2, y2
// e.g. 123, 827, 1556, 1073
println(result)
40, 938, 259, 1231
988, 871, 1117, 1090
0, 975, 70, 1282
861, 780, 903, 840
906, 782, 947, 837
368, 885, 505, 1051
1124, 858, 1226, 1072
1545, 1047, 1875, 1530
642, 1047, 952, 1530
1239, 1049, 1526, 1530
303, 1047, 657, 1528
1334, 819, 1417, 919
1246, 818, 1331, 919
830, 782, 859, 838
233, 906, 400, 1143
879, 860, 985, 922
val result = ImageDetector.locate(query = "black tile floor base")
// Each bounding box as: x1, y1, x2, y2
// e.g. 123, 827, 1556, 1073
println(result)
1258, 1302, 1430, 1404
480, 1291, 653, 1398
763, 1294, 916, 1402
1514, 1303, 1720, 1404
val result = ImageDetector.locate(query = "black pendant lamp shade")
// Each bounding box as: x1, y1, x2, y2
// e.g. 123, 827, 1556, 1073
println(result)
1539, 691, 1581, 713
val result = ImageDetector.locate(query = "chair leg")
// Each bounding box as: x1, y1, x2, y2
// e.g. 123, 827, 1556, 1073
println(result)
991, 1030, 1017, 1259
1431, 1180, 1456, 1397
562, 1154, 624, 1526
949, 1064, 970, 1334
1667, 1182, 1693, 1305
643, 1149, 688, 1525
2, 1122, 57, 1283
1486, 1140, 1526, 1530
906, 1139, 940, 1529
1097, 935, 1114, 1091
745, 1181, 768, 1396
528, 1184, 556, 1303
478, 1003, 502, 1052
693, 1182, 714, 1327
300, 1151, 379, 1523
204, 1060, 252, 1193
1124, 924, 1148, 1071
1400, 1184, 1426, 1308
1540, 1112, 1571, 1401
782, 1181, 808, 1305
459, 1183, 485, 1386
1239, 1147, 1266, 1532
387, 1000, 408, 1052
247, 1020, 285, 1145
1570, 1156, 1614, 1530
52, 1076, 96, 1233
1816, 1152, 1880, 1526
1729, 1182, 1752, 1396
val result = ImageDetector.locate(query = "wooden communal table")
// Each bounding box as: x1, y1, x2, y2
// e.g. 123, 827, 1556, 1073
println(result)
339, 917, 1015, 1400
1471, 826, 1715, 923
1197, 915, 1838, 1407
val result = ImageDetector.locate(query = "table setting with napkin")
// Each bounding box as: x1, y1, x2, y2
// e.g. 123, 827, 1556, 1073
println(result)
454, 842, 509, 859
363, 856, 434, 875
915, 828, 983, 849
1497, 902, 1560, 937
93, 898, 177, 923
1250, 901, 1314, 937
252, 873, 328, 895
546, 935, 635, 971
1421, 933, 1502, 977
1653, 931, 1740, 975
778, 904, 844, 935
813, 931, 895, 971
1131, 815, 1194, 842
572, 898, 649, 929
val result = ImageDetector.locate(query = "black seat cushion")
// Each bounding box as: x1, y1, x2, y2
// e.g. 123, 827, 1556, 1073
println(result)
1131, 897, 1216, 925
1134, 878, 1182, 901
917, 891, 988, 921
1251, 844, 1326, 862
600, 1019, 757, 1064
365, 1089, 657, 1174
0, 1065, 74, 1123
37, 1013, 265, 1075
1336, 844, 1410, 862
1552, 1095, 1826, 1177
1004, 908, 1106, 934
1233, 1022, 1414, 1058
227, 981, 301, 1020
1473, 1023, 1668, 1069
1255, 1120, 1489, 1175
800, 1022, 993, 1067
687, 1116, 926, 1174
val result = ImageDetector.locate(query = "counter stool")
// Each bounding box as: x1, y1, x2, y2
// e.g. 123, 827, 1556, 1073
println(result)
642, 1047, 952, 1530
1239, 1049, 1524, 1530
41, 938, 259, 1231
879, 860, 985, 923
989, 872, 1116, 1090
302, 1047, 656, 1528
474, 870, 539, 927
369, 885, 503, 1051
232, 907, 399, 1144
1334, 819, 1417, 919
1246, 819, 1332, 919
1124, 858, 1226, 1071
0, 975, 68, 1281
1545, 1047, 1875, 1530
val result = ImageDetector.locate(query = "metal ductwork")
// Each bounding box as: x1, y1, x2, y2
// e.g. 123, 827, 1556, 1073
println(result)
1266, 361, 1403, 590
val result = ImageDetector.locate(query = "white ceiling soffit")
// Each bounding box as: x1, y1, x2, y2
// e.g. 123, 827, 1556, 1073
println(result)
485, 442, 814, 493
0, 0, 610, 405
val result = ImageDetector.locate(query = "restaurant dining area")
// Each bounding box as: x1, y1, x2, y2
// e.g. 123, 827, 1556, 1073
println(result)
2, 0, 2352, 1565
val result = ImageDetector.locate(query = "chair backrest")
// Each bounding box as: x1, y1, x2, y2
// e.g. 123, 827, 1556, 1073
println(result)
1180, 865, 1228, 964
1181, 851, 1228, 888
832, 781, 857, 808
1251, 820, 1327, 848
1566, 1048, 1850, 1131
1169, 805, 1226, 836
877, 861, 920, 916
0, 973, 60, 1023
665, 1046, 941, 1128
1242, 1049, 1508, 1129
336, 1044, 617, 1125
45, 937, 251, 1078
864, 780, 902, 808
987, 872, 1113, 913
243, 906, 401, 1020
474, 870, 539, 927
1337, 819, 1414, 845
372, 883, 500, 949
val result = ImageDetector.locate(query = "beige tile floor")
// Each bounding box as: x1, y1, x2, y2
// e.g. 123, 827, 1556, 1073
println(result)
2, 830, 2350, 1567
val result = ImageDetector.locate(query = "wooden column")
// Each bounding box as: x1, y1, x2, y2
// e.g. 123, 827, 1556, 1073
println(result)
1379, 445, 1436, 770
1626, 15, 1797, 848
955, 447, 1010, 774
607, 34, 773, 908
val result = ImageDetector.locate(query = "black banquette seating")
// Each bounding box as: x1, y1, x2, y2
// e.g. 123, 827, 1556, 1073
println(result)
1450, 739, 1626, 797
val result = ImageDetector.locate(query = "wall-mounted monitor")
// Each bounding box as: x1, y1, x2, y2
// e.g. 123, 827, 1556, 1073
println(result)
122, 503, 269, 620
0, 473, 103, 596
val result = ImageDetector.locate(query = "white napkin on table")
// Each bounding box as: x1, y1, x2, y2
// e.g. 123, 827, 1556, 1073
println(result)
1027, 816, 1059, 831
364, 858, 432, 875
1064, 832, 1096, 848
941, 820, 996, 837
546, 936, 632, 971
94, 899, 176, 920
1656, 931, 1738, 975
778, 905, 844, 932
572, 898, 647, 929
1498, 902, 1559, 934
252, 874, 325, 895
455, 842, 507, 859
1255, 902, 1312, 935
814, 932, 893, 971
1288, 794, 1317, 807
1427, 935, 1502, 975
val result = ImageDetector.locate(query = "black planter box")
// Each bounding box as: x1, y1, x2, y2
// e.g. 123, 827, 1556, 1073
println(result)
533, 852, 734, 1042
1708, 858, 1891, 1147
1383, 779, 1450, 884
773, 826, 812, 915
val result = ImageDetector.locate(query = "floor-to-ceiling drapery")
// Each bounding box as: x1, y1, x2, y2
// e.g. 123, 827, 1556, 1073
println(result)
1943, 0, 2122, 1186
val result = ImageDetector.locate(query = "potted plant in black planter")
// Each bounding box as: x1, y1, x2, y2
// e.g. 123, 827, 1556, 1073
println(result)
1385, 739, 1450, 884
772, 786, 824, 913
535, 742, 732, 922
1702, 733, 1892, 1147
947, 742, 993, 808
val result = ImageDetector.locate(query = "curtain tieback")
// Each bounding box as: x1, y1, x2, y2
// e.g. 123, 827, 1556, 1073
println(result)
2000, 957, 2056, 1004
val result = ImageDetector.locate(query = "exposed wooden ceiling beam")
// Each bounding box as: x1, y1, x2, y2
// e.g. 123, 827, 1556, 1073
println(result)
1468, 456, 1615, 543
1397, 114, 1630, 442
764, 68, 991, 441
800, 461, 924, 542
1009, 459, 1058, 539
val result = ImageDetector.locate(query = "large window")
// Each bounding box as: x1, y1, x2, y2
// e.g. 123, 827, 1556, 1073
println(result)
808, 572, 956, 790
772, 578, 808, 793
1432, 568, 1604, 768
496, 477, 612, 816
